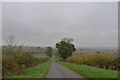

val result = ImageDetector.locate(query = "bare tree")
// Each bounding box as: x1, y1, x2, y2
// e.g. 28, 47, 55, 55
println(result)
4, 35, 24, 54
4, 35, 16, 54
5, 35, 15, 48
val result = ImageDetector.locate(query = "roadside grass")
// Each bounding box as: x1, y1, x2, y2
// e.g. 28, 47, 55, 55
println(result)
10, 59, 51, 78
58, 61, 118, 80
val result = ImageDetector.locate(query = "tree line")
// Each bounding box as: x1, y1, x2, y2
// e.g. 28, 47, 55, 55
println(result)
4, 35, 76, 59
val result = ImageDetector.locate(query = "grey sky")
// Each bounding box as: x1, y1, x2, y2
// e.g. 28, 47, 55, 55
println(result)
2, 2, 118, 47
0, 2, 2, 46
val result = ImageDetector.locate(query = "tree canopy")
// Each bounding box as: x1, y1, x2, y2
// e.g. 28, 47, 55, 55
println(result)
55, 38, 76, 59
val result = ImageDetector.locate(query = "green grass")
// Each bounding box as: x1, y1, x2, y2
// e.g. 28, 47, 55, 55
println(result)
58, 61, 118, 79
11, 59, 51, 78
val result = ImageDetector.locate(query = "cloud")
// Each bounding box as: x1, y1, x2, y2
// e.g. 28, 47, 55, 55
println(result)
2, 2, 118, 47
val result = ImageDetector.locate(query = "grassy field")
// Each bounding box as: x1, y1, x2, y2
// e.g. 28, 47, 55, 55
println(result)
73, 50, 118, 57
31, 54, 47, 58
58, 61, 118, 79
10, 59, 51, 78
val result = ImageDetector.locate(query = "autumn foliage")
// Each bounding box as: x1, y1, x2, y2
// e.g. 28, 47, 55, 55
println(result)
65, 53, 119, 70
2, 53, 49, 78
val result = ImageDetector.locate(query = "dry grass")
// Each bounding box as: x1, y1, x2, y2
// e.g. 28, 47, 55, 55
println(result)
23, 48, 45, 54
31, 54, 47, 58
72, 49, 118, 57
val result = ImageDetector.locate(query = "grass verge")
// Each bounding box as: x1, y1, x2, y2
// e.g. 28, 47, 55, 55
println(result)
58, 61, 118, 80
10, 59, 51, 78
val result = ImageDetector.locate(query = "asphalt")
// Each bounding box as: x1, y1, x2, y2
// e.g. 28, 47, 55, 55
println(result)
46, 59, 85, 78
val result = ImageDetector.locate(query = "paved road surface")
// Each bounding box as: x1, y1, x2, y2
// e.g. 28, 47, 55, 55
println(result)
46, 59, 85, 78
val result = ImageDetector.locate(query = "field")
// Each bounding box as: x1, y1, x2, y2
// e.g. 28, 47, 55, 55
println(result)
23, 47, 46, 54
73, 49, 118, 57
32, 53, 47, 58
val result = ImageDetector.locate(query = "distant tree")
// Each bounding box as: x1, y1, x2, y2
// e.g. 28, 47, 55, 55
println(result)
4, 35, 24, 54
4, 35, 16, 54
45, 46, 53, 57
55, 38, 76, 59
36, 47, 41, 49
96, 51, 101, 54
5, 35, 15, 49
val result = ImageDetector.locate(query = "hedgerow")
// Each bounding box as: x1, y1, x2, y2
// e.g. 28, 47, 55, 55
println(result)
2, 53, 49, 78
65, 53, 119, 70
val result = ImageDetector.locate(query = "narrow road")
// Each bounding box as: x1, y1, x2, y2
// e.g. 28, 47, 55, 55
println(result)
46, 57, 85, 78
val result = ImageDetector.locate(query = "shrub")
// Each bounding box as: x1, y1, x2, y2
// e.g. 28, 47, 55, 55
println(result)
2, 53, 49, 78
14, 53, 35, 68
2, 55, 19, 77
65, 53, 119, 70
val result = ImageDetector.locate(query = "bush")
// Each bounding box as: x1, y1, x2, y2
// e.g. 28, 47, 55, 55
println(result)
2, 53, 49, 78
2, 55, 19, 77
14, 53, 35, 68
65, 53, 119, 70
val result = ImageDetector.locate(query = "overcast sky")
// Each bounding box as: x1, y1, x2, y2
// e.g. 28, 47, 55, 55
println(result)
0, 3, 2, 46
2, 2, 118, 47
